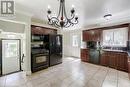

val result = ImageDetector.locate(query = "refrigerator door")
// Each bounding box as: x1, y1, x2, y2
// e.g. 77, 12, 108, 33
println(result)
49, 35, 62, 66
0, 40, 2, 76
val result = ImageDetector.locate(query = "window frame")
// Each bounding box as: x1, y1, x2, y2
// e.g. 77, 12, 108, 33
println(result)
102, 28, 128, 47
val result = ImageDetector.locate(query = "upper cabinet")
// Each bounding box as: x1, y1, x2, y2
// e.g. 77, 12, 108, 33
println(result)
31, 25, 57, 35
83, 29, 102, 41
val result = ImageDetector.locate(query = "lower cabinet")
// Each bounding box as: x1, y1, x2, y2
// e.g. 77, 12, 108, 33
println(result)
117, 53, 128, 71
100, 52, 109, 66
109, 54, 117, 69
100, 51, 128, 72
81, 49, 89, 62
128, 57, 130, 79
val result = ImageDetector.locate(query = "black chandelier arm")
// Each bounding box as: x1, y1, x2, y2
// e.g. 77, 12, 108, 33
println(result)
70, 19, 78, 24
62, 0, 70, 20
48, 17, 59, 25
54, 21, 61, 28
62, 1, 78, 25
63, 0, 76, 21
69, 14, 75, 20
64, 22, 73, 28
63, 20, 69, 27
57, 0, 62, 18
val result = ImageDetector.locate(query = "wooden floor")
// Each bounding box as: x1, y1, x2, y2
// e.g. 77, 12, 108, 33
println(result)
0, 57, 130, 87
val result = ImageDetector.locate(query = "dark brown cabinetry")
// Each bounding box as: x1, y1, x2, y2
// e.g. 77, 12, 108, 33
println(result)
100, 52, 109, 66
83, 29, 102, 41
117, 53, 128, 71
81, 49, 89, 62
31, 25, 57, 35
100, 51, 128, 72
128, 57, 130, 79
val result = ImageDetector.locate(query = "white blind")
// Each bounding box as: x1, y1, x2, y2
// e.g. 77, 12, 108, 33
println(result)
103, 28, 128, 47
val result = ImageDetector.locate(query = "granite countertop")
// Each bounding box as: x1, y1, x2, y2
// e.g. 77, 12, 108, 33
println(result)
102, 49, 130, 58
102, 49, 127, 53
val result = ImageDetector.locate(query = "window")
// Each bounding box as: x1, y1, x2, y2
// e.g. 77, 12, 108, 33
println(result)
72, 35, 78, 47
103, 28, 128, 47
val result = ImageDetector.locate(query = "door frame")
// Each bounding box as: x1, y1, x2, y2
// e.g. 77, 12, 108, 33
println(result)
0, 39, 22, 75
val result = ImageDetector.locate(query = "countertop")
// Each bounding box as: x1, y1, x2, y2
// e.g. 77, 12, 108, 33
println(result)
81, 48, 130, 57
102, 49, 127, 53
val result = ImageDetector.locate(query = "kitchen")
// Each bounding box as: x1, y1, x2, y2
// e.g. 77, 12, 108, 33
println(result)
0, 0, 130, 87
81, 23, 130, 78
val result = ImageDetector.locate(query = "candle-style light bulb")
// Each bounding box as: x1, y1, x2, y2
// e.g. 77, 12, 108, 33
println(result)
72, 5, 75, 8
75, 13, 78, 16
48, 5, 51, 9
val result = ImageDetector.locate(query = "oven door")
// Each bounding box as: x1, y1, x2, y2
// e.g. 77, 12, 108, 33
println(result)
32, 54, 49, 68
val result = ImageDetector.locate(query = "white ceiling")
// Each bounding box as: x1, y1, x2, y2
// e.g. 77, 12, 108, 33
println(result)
15, 0, 130, 28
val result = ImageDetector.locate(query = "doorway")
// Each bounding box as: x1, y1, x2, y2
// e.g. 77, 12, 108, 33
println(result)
0, 39, 21, 75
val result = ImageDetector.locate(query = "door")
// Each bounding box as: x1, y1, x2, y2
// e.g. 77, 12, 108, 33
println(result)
2, 40, 21, 75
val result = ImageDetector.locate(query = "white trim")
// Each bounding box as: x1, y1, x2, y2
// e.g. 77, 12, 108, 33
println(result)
31, 21, 59, 30
25, 70, 32, 76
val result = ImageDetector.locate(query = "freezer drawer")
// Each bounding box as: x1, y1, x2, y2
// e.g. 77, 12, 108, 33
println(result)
49, 54, 62, 66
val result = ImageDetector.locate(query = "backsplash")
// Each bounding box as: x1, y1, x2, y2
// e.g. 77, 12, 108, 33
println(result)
102, 46, 127, 51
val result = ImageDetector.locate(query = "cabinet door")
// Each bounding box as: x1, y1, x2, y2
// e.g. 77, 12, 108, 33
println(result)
100, 52, 109, 66
83, 30, 101, 41
81, 49, 89, 62
109, 53, 117, 69
83, 31, 87, 41
117, 53, 128, 71
128, 57, 130, 78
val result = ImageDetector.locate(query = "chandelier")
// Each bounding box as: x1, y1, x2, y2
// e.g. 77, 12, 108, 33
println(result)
47, 0, 78, 28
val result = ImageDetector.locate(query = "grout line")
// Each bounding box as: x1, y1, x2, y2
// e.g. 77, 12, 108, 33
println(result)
101, 67, 110, 87
4, 76, 7, 87
84, 66, 102, 86
117, 70, 119, 87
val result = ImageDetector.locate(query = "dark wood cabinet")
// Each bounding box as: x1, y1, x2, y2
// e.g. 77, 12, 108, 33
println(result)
81, 49, 89, 62
128, 57, 130, 79
117, 53, 128, 71
100, 52, 109, 66
31, 25, 57, 35
100, 51, 128, 72
83, 29, 102, 41
109, 53, 117, 69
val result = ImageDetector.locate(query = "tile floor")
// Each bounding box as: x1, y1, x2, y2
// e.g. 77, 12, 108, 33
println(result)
0, 57, 130, 87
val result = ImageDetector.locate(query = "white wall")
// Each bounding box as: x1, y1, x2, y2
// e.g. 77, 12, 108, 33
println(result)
61, 29, 82, 58
0, 12, 32, 75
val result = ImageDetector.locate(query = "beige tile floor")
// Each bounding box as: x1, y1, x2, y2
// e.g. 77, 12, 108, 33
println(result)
0, 57, 130, 87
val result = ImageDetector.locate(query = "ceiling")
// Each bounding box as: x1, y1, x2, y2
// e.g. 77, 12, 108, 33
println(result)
15, 0, 130, 29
